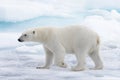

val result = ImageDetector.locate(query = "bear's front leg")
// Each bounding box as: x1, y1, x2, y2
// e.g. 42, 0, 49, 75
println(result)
36, 46, 53, 69
54, 53, 67, 68
52, 43, 67, 68
46, 40, 67, 68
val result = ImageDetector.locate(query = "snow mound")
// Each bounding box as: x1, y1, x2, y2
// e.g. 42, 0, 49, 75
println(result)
88, 9, 120, 21
83, 15, 120, 43
0, 0, 68, 22
0, 0, 85, 22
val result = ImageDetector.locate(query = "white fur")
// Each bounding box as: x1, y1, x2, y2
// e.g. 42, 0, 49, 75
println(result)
19, 25, 103, 71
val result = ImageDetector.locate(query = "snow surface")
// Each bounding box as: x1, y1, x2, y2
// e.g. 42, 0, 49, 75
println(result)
0, 16, 120, 80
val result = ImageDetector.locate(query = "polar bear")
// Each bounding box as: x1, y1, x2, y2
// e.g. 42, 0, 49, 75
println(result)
18, 25, 103, 71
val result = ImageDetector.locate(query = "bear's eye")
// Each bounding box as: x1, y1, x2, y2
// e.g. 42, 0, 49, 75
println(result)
24, 34, 27, 37
33, 31, 35, 34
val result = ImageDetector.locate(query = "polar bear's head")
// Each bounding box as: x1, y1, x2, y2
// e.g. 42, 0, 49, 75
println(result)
18, 29, 36, 42
18, 27, 51, 43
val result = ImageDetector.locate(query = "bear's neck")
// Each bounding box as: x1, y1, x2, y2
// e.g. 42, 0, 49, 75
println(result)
34, 33, 49, 44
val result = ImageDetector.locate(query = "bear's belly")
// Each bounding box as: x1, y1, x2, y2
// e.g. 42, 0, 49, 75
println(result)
59, 38, 75, 53
61, 42, 74, 53
65, 48, 74, 53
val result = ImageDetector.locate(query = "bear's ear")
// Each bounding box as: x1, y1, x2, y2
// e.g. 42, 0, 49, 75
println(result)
33, 31, 35, 34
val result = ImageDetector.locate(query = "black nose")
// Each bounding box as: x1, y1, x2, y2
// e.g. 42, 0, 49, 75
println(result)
18, 39, 21, 42
18, 39, 23, 42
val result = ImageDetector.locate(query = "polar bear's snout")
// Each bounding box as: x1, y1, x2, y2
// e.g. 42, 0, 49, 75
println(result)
18, 35, 25, 42
18, 38, 24, 42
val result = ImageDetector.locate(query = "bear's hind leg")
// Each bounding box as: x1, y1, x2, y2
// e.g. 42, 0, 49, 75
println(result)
36, 46, 53, 69
89, 48, 103, 70
71, 50, 87, 71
